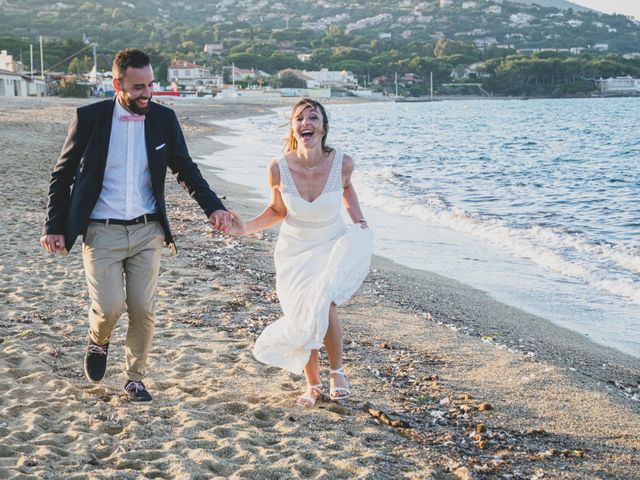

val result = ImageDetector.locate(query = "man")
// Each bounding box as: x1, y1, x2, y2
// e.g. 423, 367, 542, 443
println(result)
40, 48, 232, 402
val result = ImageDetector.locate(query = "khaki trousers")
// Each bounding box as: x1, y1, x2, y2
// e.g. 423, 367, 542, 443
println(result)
82, 220, 164, 382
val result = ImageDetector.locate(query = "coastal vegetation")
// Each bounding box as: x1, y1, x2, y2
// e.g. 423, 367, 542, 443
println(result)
1, 0, 639, 96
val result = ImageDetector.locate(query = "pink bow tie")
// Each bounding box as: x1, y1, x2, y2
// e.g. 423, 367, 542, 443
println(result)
119, 113, 145, 122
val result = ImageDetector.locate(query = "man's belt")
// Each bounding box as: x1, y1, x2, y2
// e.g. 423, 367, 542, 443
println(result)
89, 214, 160, 226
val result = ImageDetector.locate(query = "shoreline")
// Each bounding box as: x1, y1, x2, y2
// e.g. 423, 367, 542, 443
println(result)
188, 100, 640, 362
1, 96, 639, 479
187, 112, 640, 382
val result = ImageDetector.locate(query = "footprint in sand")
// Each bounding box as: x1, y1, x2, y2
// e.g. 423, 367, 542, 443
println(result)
221, 402, 247, 415
210, 426, 235, 438
201, 459, 237, 477
249, 407, 278, 428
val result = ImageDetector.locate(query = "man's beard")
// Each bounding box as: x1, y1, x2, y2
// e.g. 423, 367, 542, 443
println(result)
120, 91, 152, 115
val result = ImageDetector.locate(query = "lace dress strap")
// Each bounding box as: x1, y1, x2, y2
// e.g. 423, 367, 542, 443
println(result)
323, 150, 344, 194
277, 156, 299, 197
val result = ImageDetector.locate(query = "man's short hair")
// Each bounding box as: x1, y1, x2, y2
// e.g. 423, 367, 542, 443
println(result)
112, 48, 151, 79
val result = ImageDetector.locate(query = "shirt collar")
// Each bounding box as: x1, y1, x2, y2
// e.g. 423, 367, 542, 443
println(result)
114, 97, 146, 120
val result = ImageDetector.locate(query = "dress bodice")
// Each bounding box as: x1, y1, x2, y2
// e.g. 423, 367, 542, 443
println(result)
278, 151, 344, 227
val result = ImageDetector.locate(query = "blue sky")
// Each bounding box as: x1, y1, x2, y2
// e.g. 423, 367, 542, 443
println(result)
571, 0, 640, 18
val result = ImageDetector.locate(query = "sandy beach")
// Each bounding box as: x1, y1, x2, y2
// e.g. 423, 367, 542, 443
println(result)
1, 95, 639, 479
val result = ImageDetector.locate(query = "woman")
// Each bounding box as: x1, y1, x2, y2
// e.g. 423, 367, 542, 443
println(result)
228, 98, 373, 407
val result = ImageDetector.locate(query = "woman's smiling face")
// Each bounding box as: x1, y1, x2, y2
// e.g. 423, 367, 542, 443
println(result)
292, 105, 325, 148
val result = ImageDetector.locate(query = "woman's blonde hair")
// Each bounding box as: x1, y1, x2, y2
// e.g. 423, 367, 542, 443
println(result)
284, 98, 332, 153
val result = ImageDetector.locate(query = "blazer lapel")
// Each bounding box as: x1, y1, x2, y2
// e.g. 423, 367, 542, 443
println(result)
144, 105, 159, 181
97, 99, 115, 173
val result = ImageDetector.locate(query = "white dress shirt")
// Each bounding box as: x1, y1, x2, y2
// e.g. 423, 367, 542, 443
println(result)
90, 99, 158, 220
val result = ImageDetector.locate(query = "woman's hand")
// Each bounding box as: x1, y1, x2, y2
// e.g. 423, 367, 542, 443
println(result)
358, 219, 369, 229
228, 211, 247, 236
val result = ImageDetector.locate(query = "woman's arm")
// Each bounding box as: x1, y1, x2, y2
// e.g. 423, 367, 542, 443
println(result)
229, 159, 287, 236
341, 154, 369, 229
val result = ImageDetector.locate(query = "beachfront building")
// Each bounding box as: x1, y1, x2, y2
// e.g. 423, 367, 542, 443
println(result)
0, 69, 46, 97
167, 60, 223, 88
278, 69, 320, 88
0, 50, 46, 97
230, 66, 269, 83
597, 76, 640, 96
0, 69, 24, 96
167, 60, 210, 82
299, 68, 358, 89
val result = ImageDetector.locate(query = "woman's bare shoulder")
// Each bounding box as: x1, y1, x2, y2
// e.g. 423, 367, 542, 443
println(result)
267, 158, 281, 187
341, 152, 355, 174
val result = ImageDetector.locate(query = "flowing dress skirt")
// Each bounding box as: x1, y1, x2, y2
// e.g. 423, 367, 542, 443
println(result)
253, 220, 373, 374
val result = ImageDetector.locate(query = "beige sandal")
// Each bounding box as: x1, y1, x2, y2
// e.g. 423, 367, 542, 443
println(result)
296, 383, 324, 408
329, 367, 351, 401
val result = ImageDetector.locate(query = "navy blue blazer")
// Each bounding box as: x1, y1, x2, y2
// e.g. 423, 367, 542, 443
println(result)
42, 99, 226, 252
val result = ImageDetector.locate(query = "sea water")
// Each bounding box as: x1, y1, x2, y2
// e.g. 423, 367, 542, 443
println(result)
202, 97, 640, 358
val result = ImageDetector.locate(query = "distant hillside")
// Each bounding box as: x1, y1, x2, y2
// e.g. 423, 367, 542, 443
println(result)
507, 0, 592, 13
1, 0, 638, 75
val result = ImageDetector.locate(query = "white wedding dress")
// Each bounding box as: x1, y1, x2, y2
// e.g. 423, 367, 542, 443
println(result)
253, 150, 373, 374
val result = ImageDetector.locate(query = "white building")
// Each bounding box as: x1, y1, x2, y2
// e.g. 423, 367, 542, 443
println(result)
598, 76, 640, 95
0, 69, 46, 97
280, 69, 320, 88
167, 60, 210, 81
0, 50, 46, 96
231, 66, 269, 82
168, 60, 223, 88
0, 69, 24, 96
510, 13, 535, 26
203, 43, 224, 55
301, 68, 357, 88
0, 50, 21, 72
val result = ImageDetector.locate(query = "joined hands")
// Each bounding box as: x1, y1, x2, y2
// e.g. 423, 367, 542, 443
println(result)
209, 209, 246, 236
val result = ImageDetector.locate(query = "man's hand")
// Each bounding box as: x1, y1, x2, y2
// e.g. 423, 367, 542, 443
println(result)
40, 234, 66, 254
208, 209, 233, 233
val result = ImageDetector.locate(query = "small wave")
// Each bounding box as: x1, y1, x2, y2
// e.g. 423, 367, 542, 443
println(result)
355, 171, 640, 305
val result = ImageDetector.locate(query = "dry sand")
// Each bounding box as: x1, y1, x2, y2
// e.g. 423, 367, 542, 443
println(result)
0, 96, 639, 479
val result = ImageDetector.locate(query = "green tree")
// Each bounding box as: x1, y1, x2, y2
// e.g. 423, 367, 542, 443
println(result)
278, 70, 306, 88
227, 52, 266, 70
434, 39, 479, 61
60, 77, 90, 97
68, 57, 81, 74
267, 52, 301, 73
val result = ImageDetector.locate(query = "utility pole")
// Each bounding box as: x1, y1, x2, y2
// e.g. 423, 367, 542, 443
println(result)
430, 71, 433, 101
39, 35, 44, 79
395, 72, 398, 97
30, 44, 34, 80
